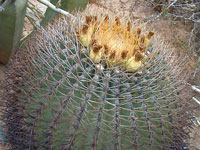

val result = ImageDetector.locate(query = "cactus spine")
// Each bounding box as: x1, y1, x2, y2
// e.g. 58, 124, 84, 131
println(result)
1, 9, 193, 150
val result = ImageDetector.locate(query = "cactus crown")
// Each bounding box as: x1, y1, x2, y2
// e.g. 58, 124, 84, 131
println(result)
76, 13, 154, 72
1, 9, 194, 150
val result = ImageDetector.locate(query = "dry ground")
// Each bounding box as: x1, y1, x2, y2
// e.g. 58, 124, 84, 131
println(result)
0, 0, 199, 149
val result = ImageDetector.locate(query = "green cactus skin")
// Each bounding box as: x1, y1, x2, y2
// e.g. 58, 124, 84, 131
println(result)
0, 0, 28, 64
1, 16, 193, 150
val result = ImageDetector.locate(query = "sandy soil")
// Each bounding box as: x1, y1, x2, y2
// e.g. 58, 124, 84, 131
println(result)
0, 0, 199, 149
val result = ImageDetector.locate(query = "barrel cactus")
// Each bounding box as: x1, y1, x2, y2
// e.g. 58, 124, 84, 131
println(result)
1, 9, 193, 150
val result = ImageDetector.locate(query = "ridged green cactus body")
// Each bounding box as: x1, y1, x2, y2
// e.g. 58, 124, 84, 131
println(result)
2, 13, 191, 150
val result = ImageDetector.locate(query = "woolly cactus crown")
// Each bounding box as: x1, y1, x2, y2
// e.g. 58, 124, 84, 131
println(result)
75, 9, 154, 72
1, 8, 194, 150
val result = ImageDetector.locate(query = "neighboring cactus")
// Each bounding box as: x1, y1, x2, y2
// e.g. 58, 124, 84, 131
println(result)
1, 10, 193, 150
0, 0, 28, 64
0, 0, 89, 64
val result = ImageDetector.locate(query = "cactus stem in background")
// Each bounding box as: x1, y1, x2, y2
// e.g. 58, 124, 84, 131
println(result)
0, 0, 28, 64
37, 0, 76, 19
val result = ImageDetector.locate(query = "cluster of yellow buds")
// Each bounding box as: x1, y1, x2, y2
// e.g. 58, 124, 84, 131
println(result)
76, 14, 154, 72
